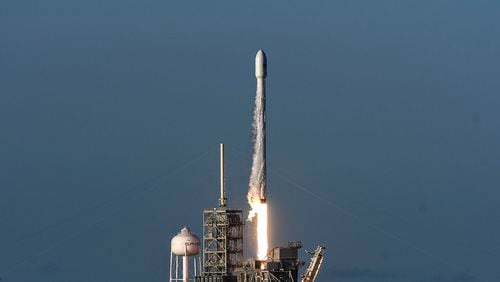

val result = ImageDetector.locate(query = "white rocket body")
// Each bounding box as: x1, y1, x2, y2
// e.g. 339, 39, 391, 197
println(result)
255, 49, 267, 79
255, 49, 267, 202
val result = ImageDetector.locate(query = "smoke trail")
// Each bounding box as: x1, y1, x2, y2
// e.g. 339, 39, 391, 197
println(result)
247, 77, 266, 220
247, 50, 269, 260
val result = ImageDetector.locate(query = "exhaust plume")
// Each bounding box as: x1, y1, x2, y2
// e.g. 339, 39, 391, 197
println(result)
247, 49, 268, 260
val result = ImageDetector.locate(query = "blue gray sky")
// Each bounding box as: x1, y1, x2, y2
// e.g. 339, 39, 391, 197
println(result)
1, 1, 500, 281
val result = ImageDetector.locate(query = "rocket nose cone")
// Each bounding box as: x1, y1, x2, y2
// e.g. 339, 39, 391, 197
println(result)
255, 49, 267, 78
256, 49, 267, 61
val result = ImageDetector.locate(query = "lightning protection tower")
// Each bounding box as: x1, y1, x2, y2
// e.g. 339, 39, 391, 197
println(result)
198, 144, 244, 282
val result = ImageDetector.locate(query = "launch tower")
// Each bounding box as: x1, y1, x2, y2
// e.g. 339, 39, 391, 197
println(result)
197, 144, 244, 282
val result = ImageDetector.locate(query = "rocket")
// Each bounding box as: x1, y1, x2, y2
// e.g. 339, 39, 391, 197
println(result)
255, 49, 267, 202
255, 49, 267, 80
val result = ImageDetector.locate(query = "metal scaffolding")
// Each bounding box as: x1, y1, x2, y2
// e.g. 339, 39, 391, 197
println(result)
300, 246, 326, 282
235, 242, 303, 282
202, 208, 244, 277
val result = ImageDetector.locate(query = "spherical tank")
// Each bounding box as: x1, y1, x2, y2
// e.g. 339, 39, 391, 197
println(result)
171, 226, 200, 256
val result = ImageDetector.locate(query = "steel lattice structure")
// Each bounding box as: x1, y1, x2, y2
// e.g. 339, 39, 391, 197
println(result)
202, 208, 244, 278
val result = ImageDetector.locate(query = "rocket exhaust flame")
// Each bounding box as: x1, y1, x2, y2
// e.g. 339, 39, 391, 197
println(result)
249, 201, 268, 260
247, 49, 268, 260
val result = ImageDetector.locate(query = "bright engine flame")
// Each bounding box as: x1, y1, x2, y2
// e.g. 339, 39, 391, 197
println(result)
248, 201, 268, 260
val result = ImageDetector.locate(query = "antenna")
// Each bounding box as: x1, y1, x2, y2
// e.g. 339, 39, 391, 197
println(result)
219, 143, 227, 207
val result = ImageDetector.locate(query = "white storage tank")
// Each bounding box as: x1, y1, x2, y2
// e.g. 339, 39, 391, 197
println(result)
171, 226, 200, 256
169, 226, 200, 282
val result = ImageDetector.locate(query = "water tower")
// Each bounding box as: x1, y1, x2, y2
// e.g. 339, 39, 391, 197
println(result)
170, 226, 201, 282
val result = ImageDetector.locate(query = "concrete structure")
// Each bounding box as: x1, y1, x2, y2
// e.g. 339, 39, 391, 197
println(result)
236, 242, 304, 282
